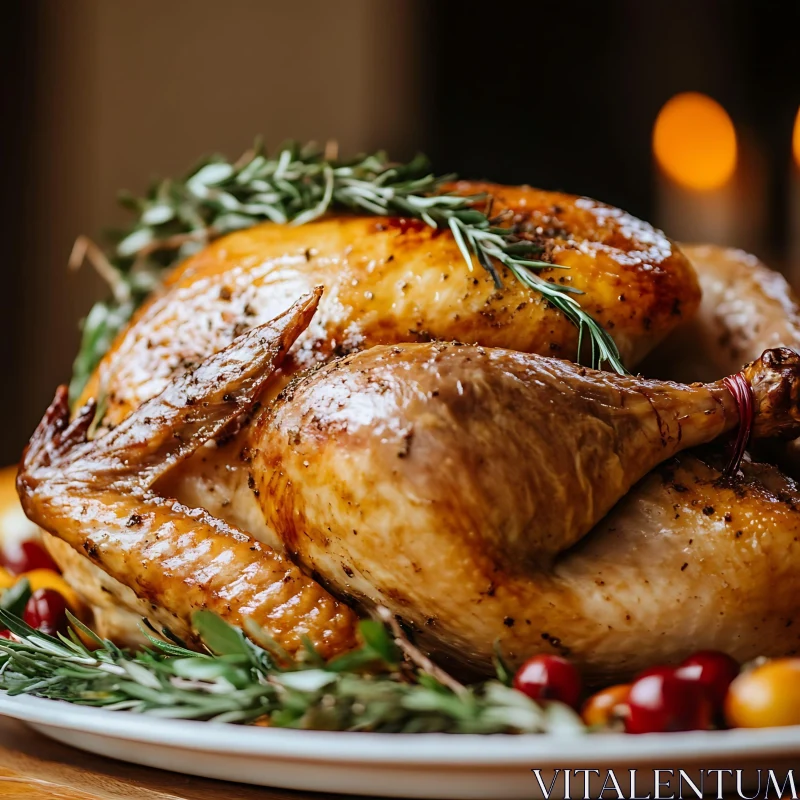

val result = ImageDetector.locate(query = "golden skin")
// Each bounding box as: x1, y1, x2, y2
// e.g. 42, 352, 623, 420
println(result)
51, 184, 702, 650
569, 245, 800, 678
21, 279, 800, 676
81, 182, 700, 426
25, 238, 800, 678
565, 453, 800, 681
19, 293, 358, 658
255, 342, 800, 676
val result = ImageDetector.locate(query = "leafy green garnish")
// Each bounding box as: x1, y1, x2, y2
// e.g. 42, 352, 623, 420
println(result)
0, 579, 31, 618
0, 607, 583, 734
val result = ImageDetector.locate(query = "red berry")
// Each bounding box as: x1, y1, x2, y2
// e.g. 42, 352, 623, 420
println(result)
1, 541, 60, 576
626, 668, 713, 734
677, 651, 739, 708
23, 589, 68, 637
513, 655, 582, 708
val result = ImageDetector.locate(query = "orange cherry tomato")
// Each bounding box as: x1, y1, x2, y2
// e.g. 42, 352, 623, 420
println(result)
725, 659, 800, 728
581, 684, 631, 727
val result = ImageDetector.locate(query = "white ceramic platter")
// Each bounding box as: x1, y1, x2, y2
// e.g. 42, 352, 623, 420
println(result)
1, 692, 798, 799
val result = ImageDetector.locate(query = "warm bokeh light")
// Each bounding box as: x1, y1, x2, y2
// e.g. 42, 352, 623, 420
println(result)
653, 92, 737, 191
793, 107, 800, 169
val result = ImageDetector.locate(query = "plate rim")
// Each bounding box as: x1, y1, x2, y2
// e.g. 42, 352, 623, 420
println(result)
1, 691, 800, 766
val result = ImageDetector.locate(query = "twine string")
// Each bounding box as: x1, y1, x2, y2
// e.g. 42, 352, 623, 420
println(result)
722, 372, 754, 478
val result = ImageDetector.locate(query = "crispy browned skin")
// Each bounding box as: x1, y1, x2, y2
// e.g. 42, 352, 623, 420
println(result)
28, 268, 800, 681
564, 454, 800, 681
256, 341, 800, 675
18, 292, 358, 657
578, 246, 800, 677
35, 234, 800, 678
29, 282, 800, 675
81, 183, 699, 427
56, 184, 700, 646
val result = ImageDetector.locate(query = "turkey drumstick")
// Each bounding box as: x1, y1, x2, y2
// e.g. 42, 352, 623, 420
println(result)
256, 340, 800, 673
259, 342, 800, 567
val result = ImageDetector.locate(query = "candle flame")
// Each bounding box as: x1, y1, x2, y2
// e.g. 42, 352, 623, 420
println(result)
793, 107, 800, 169
653, 92, 737, 191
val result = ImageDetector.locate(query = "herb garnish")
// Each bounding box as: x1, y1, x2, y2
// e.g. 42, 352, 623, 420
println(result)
69, 141, 625, 401
0, 606, 582, 734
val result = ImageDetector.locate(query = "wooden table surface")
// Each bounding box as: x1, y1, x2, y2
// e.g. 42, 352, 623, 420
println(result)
0, 716, 334, 800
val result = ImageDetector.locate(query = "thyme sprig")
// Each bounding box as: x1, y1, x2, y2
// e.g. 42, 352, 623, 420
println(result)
69, 140, 625, 400
0, 607, 583, 734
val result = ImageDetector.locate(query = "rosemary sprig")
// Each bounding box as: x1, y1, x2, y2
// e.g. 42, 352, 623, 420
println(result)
0, 608, 583, 734
69, 140, 625, 401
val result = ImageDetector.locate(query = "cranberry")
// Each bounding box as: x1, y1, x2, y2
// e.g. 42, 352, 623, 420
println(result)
1, 540, 60, 576
513, 655, 582, 708
23, 589, 68, 637
626, 668, 713, 734
677, 651, 739, 708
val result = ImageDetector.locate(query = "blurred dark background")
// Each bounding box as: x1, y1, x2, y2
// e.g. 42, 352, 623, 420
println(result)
1, 0, 800, 463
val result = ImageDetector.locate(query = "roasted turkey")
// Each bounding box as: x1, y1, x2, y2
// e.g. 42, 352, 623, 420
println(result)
16, 183, 800, 680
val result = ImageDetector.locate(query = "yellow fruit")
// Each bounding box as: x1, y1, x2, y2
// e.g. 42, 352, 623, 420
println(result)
0, 567, 15, 590
0, 465, 39, 546
581, 684, 631, 727
20, 569, 82, 613
725, 659, 800, 728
